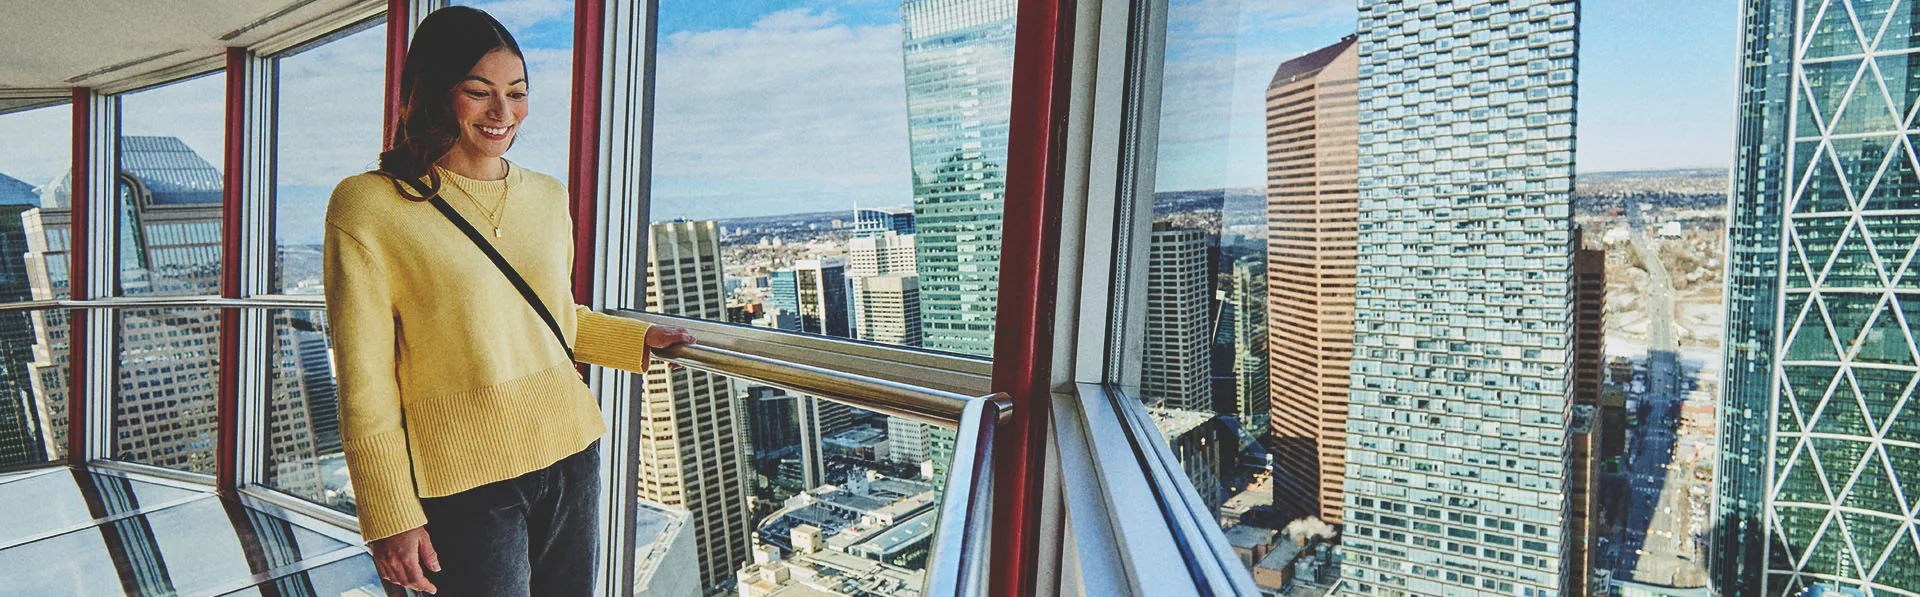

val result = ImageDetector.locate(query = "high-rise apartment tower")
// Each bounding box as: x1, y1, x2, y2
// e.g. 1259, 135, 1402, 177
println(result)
1146, 226, 1214, 411
1342, 1, 1579, 594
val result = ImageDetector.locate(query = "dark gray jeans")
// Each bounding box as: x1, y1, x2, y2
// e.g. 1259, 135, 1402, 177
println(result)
418, 441, 600, 597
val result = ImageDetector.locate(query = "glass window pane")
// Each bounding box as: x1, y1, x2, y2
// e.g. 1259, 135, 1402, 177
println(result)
646, 373, 953, 595
642, 4, 1015, 590
117, 73, 227, 297
263, 309, 352, 515
1144, 0, 1360, 590
647, 0, 1015, 357
113, 307, 221, 474
0, 103, 74, 466
273, 20, 386, 295
451, 0, 575, 176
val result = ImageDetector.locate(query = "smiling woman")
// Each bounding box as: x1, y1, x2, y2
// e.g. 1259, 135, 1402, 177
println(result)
451, 0, 574, 176
319, 6, 689, 596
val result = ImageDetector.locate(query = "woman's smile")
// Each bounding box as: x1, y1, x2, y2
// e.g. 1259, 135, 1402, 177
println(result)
476, 123, 514, 141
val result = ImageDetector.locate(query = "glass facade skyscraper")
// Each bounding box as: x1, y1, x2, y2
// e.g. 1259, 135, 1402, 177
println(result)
1718, 1, 1920, 594
1341, 1, 1578, 595
900, 0, 1016, 358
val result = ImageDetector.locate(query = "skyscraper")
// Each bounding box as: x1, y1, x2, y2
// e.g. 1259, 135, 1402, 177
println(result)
1342, 1, 1578, 595
1718, 1, 1920, 594
1715, 0, 1791, 592
853, 206, 915, 237
1227, 256, 1268, 429
1263, 35, 1358, 524
847, 231, 921, 346
1146, 226, 1212, 411
772, 258, 851, 339
1569, 229, 1605, 596
24, 137, 260, 476
901, 0, 1016, 357
853, 275, 921, 347
644, 220, 752, 590
848, 232, 917, 278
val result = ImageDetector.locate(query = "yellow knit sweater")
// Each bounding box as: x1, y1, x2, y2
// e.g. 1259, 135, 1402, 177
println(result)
323, 163, 652, 542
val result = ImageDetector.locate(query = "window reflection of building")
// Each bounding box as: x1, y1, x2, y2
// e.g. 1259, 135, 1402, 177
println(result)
0, 172, 52, 466
1145, 226, 1214, 411
1262, 35, 1358, 526
20, 136, 320, 485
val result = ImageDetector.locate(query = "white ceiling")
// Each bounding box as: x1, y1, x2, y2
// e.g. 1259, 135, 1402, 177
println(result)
0, 0, 382, 97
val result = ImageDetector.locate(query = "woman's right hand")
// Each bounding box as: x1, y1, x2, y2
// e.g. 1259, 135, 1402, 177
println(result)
646, 325, 697, 350
371, 526, 440, 594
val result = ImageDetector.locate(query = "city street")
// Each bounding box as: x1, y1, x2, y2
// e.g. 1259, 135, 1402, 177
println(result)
1605, 228, 1712, 589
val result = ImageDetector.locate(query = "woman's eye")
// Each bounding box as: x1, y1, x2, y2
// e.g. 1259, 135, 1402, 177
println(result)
509, 92, 528, 100
465, 90, 488, 98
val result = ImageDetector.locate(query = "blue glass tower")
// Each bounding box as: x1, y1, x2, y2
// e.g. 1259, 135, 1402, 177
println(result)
1718, 1, 1920, 594
900, 0, 1016, 357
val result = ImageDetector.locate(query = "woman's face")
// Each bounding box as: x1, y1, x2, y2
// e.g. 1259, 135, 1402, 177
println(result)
447, 47, 528, 161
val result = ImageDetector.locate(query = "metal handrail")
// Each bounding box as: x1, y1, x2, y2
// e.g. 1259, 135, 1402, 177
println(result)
3, 296, 1010, 595
924, 393, 1011, 596
0, 295, 325, 312
2, 296, 1007, 428
655, 342, 985, 427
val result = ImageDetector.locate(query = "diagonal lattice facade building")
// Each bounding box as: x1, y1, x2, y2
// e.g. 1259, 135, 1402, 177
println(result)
1721, 1, 1920, 595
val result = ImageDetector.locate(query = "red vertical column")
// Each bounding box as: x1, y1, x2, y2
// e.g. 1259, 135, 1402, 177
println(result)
989, 0, 1076, 595
568, 0, 606, 309
66, 88, 92, 463
384, 0, 411, 147
216, 48, 248, 494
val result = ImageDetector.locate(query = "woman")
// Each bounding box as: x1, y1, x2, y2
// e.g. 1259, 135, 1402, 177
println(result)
322, 6, 693, 595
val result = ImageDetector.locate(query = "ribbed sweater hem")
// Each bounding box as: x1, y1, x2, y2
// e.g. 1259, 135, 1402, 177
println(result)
405, 362, 607, 498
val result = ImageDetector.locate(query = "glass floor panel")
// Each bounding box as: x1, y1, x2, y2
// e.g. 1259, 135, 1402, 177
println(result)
0, 464, 380, 596
0, 468, 204, 548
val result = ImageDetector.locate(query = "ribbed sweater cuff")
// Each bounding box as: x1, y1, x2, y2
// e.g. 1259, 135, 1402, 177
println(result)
343, 429, 426, 542
576, 310, 652, 373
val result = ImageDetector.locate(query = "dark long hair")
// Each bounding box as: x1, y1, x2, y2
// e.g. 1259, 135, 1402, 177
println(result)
379, 6, 524, 199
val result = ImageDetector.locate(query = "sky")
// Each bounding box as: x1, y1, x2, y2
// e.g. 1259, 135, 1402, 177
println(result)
0, 0, 1745, 222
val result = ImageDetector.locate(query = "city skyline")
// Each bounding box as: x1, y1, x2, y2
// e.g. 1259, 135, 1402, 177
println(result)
0, 0, 1741, 225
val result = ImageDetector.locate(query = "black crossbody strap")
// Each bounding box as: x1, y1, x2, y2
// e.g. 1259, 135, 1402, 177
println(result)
403, 177, 575, 362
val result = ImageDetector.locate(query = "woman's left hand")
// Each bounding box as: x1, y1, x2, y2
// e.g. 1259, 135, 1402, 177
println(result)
646, 325, 696, 350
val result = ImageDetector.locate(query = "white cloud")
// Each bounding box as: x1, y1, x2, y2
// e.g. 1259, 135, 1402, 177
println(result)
649, 8, 913, 220
503, 46, 573, 177
275, 25, 389, 187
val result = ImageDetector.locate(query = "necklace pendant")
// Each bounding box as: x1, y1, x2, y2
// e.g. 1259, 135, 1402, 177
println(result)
493, 226, 501, 238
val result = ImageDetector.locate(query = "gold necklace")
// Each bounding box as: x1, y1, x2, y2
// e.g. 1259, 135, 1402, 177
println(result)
440, 162, 510, 238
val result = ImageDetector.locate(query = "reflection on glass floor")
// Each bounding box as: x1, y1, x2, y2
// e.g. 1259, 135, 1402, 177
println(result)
0, 464, 382, 596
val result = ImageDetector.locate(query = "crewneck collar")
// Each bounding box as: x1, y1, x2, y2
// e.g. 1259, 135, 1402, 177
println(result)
436, 160, 518, 190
